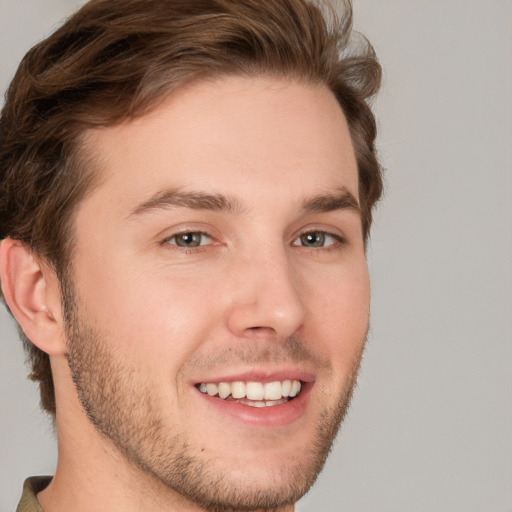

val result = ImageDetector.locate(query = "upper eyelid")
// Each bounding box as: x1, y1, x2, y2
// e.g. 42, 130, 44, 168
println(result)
162, 230, 213, 245
159, 225, 219, 243
292, 230, 344, 246
158, 224, 347, 246
291, 225, 346, 242
164, 229, 210, 238
297, 229, 342, 238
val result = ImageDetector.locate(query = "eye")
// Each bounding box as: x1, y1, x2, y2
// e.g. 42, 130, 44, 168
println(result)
166, 231, 212, 248
293, 231, 338, 248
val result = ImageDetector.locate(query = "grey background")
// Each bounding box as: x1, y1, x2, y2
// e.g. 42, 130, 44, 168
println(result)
1, 1, 511, 511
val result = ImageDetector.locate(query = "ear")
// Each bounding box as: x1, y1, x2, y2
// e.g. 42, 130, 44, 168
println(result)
0, 238, 66, 356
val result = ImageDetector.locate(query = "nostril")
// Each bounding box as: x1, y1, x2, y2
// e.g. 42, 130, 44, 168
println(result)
245, 326, 277, 337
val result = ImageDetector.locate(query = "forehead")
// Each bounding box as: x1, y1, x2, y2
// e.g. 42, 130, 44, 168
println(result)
80, 75, 358, 213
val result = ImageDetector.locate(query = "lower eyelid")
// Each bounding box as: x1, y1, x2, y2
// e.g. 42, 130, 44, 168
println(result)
164, 231, 212, 247
293, 231, 343, 247
162, 230, 346, 249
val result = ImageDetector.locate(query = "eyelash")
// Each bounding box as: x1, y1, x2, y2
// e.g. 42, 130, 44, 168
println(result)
292, 230, 345, 251
162, 229, 345, 254
162, 230, 213, 253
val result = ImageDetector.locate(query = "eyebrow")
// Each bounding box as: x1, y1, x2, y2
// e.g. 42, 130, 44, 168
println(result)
128, 186, 360, 218
301, 188, 361, 215
129, 187, 246, 217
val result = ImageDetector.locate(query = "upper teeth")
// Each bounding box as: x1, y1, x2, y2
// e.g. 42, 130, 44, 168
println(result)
198, 380, 302, 401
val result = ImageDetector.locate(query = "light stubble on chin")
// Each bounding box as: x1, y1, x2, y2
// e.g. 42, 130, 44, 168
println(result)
63, 283, 365, 512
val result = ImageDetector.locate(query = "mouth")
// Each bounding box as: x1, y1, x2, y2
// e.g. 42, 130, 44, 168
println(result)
193, 371, 314, 427
196, 379, 302, 408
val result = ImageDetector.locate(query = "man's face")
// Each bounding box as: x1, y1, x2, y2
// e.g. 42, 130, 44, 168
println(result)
65, 75, 369, 511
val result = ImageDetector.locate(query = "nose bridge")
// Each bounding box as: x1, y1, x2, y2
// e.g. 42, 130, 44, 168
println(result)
226, 240, 305, 339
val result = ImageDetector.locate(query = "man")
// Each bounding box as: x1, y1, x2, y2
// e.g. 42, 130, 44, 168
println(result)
0, 0, 382, 510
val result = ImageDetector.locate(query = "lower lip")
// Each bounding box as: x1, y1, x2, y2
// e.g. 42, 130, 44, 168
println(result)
195, 383, 312, 428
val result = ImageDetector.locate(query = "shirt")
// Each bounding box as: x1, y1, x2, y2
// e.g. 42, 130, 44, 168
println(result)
16, 477, 51, 512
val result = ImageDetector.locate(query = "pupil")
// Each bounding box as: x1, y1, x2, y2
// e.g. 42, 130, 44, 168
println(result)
302, 232, 324, 247
178, 233, 200, 247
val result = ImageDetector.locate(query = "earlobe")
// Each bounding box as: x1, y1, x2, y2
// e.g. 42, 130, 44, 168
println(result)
0, 238, 66, 356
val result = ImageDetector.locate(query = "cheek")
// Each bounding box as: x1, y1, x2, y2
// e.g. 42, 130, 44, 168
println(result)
72, 251, 224, 367
304, 260, 370, 365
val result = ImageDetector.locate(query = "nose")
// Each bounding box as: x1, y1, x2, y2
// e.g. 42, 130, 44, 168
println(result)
226, 249, 306, 341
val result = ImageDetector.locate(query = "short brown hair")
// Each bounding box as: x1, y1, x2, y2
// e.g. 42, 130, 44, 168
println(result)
0, 0, 382, 416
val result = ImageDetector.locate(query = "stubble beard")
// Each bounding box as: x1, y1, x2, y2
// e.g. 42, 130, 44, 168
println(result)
63, 283, 365, 512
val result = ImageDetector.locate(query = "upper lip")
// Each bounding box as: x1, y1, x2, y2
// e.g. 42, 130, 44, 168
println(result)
191, 367, 316, 385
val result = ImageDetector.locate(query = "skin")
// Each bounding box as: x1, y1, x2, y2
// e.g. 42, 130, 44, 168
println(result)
3, 75, 370, 512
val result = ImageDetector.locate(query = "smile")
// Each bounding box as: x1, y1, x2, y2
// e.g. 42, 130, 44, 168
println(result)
197, 380, 302, 407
